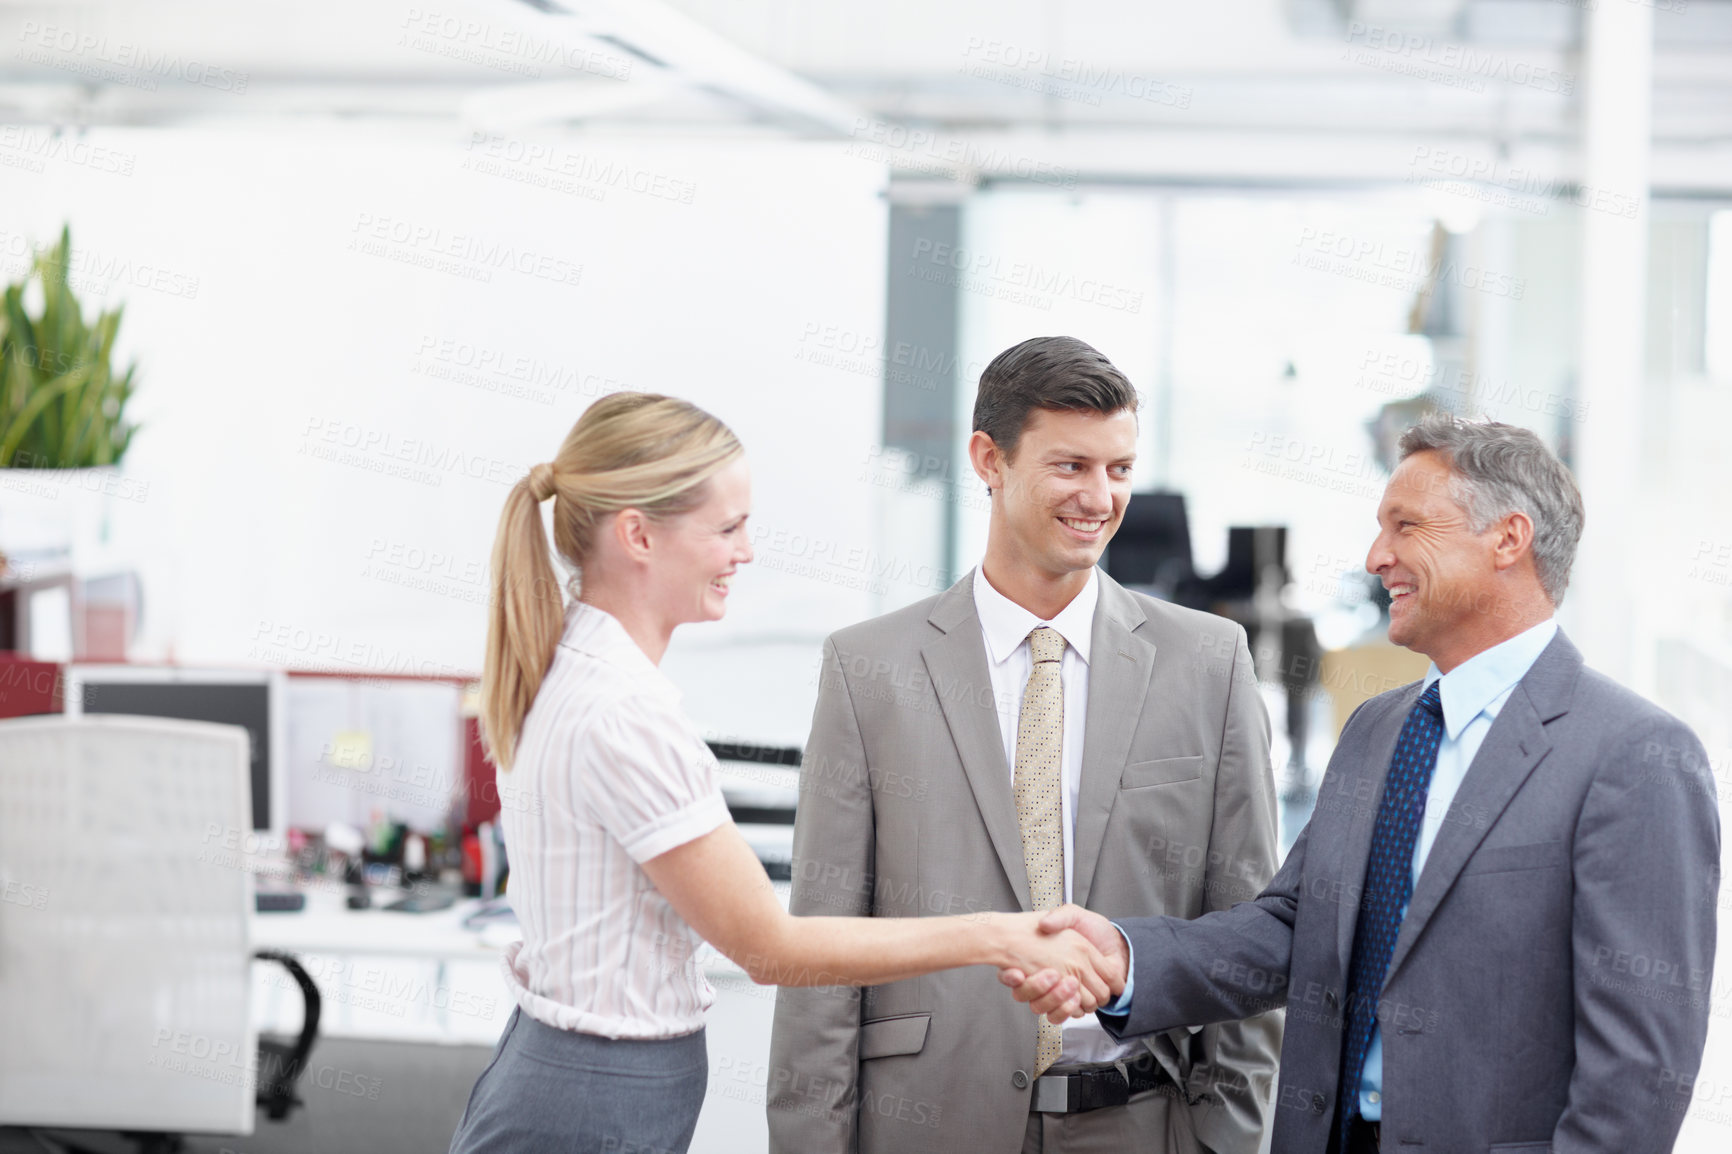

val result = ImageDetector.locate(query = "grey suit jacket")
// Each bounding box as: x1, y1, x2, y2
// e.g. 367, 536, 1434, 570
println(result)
1110, 630, 1721, 1154
768, 569, 1283, 1154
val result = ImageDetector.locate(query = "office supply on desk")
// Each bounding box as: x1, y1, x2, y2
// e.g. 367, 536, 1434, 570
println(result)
66, 665, 287, 838
256, 890, 307, 913
344, 858, 373, 910
476, 820, 505, 899
384, 886, 459, 914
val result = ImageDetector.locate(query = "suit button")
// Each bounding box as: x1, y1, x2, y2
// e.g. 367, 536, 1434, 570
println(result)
1012, 1070, 1030, 1090
1311, 1093, 1326, 1113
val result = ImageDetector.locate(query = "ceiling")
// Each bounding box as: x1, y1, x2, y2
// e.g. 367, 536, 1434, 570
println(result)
2, 0, 1731, 193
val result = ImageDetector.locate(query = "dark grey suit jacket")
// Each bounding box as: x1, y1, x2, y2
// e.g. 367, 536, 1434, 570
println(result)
1110, 630, 1721, 1154
768, 569, 1283, 1154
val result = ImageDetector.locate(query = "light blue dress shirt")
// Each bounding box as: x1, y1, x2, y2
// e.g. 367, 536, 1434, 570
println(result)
1356, 617, 1555, 1119
1101, 618, 1558, 1123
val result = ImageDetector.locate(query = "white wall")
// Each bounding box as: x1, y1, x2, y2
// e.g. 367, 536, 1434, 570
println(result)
0, 123, 888, 742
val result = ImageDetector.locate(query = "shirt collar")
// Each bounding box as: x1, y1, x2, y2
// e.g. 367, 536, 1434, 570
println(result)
559, 599, 667, 683
1421, 618, 1558, 739
971, 565, 1098, 667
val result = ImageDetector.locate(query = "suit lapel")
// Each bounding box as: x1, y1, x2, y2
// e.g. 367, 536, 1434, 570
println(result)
1073, 576, 1156, 909
1382, 633, 1579, 985
1335, 685, 1419, 972
1381, 691, 1551, 984
921, 575, 1029, 909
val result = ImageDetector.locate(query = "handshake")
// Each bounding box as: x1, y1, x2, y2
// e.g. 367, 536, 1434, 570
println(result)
993, 905, 1127, 1023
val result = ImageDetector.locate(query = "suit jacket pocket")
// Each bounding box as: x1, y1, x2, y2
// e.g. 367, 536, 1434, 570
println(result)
859, 1013, 931, 1060
1462, 840, 1567, 876
1487, 1144, 1551, 1153
1121, 755, 1205, 790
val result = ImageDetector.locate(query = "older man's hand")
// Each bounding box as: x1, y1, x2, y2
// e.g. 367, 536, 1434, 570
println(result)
999, 905, 1128, 1024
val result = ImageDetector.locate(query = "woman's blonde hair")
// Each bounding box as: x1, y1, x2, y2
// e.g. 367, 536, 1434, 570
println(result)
480, 392, 742, 769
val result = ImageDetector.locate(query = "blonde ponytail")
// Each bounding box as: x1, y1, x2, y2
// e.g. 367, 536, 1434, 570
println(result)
480, 393, 742, 770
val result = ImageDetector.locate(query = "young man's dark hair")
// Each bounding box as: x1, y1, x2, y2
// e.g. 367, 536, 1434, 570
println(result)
972, 336, 1139, 466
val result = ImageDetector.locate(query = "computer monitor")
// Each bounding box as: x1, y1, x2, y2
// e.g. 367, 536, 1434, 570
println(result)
65, 666, 286, 839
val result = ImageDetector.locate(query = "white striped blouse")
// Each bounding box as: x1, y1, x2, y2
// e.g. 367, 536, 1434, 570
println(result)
496, 599, 732, 1039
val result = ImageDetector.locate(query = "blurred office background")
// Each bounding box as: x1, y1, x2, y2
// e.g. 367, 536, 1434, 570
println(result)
0, 1, 1729, 1152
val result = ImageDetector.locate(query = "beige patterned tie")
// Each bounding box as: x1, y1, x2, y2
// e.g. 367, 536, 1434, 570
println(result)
1014, 625, 1067, 1075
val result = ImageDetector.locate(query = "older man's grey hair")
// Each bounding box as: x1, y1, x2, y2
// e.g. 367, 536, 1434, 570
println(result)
1398, 414, 1585, 604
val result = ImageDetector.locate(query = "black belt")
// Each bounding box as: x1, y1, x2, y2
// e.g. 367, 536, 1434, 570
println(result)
1031, 1056, 1170, 1114
1346, 1115, 1381, 1154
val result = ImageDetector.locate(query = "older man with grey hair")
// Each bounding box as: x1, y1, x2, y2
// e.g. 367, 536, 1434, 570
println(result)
1004, 414, 1721, 1154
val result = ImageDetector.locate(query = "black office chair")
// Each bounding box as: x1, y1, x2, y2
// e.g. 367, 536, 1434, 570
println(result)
253, 949, 323, 1122
1102, 491, 1196, 600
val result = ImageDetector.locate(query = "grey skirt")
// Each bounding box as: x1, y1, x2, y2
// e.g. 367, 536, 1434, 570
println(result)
449, 1007, 708, 1154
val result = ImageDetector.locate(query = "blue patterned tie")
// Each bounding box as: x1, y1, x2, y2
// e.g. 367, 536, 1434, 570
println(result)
1336, 681, 1445, 1146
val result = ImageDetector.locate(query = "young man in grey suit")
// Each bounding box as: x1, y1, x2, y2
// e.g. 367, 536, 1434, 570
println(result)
768, 336, 1282, 1154
1009, 415, 1721, 1154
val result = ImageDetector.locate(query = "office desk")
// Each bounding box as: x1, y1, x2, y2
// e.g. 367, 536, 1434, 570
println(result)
251, 887, 519, 1045
252, 887, 517, 960
249, 881, 791, 1045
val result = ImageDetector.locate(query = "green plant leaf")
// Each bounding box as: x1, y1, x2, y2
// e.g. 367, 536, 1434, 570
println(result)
0, 368, 88, 466
0, 224, 139, 469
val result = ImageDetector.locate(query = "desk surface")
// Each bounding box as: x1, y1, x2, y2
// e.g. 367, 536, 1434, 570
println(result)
251, 886, 517, 960
249, 881, 791, 1045
250, 880, 791, 974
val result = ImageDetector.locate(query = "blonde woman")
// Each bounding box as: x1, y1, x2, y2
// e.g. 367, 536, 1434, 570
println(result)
448, 393, 1116, 1154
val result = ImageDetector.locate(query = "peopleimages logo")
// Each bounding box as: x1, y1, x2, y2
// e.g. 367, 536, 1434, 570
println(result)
958, 37, 1192, 109
907, 239, 1144, 313
0, 126, 136, 176
1341, 23, 1573, 95
15, 21, 250, 92
1407, 146, 1639, 220
0, 228, 200, 300
1292, 228, 1525, 300
347, 213, 583, 288
462, 133, 697, 205
398, 9, 633, 81
846, 117, 1080, 190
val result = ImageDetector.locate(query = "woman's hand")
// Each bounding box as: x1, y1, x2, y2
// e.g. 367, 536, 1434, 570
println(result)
988, 912, 1117, 1018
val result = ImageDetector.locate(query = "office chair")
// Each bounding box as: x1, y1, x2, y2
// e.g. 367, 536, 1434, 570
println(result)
1102, 490, 1195, 599
0, 715, 320, 1152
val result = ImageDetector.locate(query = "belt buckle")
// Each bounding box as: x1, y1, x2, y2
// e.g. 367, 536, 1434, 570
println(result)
1032, 1074, 1072, 1113
1033, 1066, 1131, 1115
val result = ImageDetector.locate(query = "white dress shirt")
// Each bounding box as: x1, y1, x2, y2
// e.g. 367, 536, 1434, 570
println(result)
1358, 616, 1558, 1119
972, 565, 1138, 1064
496, 599, 732, 1040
